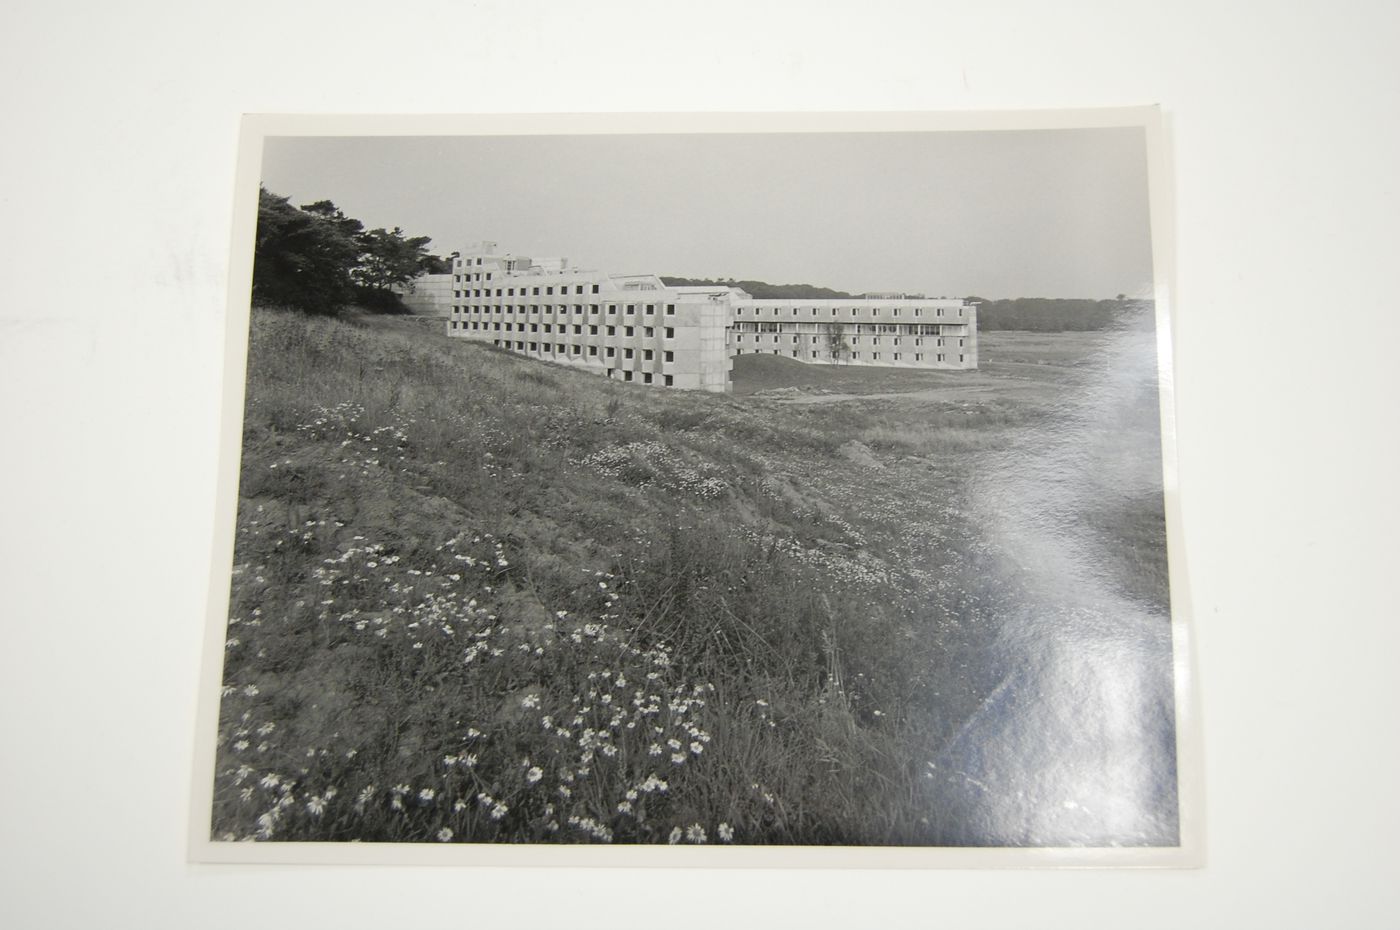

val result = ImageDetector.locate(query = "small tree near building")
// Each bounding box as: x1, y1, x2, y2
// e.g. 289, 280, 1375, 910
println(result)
825, 321, 852, 363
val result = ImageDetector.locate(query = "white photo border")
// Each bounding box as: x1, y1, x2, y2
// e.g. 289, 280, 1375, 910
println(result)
190, 107, 1201, 869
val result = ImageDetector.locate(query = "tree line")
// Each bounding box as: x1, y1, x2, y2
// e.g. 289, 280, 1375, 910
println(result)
969, 297, 1155, 332
252, 187, 451, 315
660, 277, 856, 301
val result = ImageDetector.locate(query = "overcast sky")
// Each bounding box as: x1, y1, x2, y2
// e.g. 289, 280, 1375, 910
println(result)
261, 128, 1153, 300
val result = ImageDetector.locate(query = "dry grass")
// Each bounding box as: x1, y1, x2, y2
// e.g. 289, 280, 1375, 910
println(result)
211, 307, 1170, 845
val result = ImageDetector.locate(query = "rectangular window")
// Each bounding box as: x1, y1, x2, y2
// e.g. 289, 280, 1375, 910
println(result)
625, 326, 634, 337
625, 304, 635, 316
644, 327, 654, 338
644, 349, 653, 361
664, 375, 673, 386
623, 371, 633, 382
591, 284, 599, 293
664, 351, 674, 362
643, 372, 653, 384
589, 345, 598, 356
607, 304, 617, 315
533, 287, 540, 296
546, 286, 553, 295
589, 325, 599, 335
606, 347, 616, 358
645, 304, 655, 315
665, 304, 675, 315
624, 348, 634, 359
576, 285, 584, 295
665, 328, 675, 339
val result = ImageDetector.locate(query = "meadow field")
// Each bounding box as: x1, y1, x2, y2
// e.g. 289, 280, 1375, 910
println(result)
210, 309, 1177, 846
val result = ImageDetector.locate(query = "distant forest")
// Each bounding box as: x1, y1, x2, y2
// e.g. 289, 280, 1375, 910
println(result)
661, 277, 1154, 332
968, 297, 1156, 332
660, 277, 855, 301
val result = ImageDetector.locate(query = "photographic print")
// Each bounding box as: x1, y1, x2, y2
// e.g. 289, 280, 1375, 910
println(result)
193, 111, 1196, 865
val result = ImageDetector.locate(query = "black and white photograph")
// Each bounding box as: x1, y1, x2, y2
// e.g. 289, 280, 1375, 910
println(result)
192, 111, 1195, 862
13, 1, 1400, 924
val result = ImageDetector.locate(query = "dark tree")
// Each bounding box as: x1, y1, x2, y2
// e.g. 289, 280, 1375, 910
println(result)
252, 188, 359, 314
825, 321, 852, 363
354, 227, 435, 292
251, 189, 446, 315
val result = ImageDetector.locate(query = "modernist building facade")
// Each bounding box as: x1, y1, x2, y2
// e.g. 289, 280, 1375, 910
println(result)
392, 273, 454, 316
446, 242, 977, 393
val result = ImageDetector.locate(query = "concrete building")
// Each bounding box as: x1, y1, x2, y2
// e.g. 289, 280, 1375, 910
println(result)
392, 273, 454, 316
446, 242, 977, 393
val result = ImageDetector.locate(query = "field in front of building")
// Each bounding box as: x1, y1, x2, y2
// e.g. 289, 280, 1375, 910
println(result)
210, 309, 1175, 846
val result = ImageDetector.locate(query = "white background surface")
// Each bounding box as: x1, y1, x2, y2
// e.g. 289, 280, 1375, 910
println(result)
2, 1, 1397, 927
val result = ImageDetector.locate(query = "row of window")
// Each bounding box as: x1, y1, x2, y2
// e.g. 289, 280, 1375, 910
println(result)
608, 370, 672, 386
731, 322, 956, 335
453, 281, 612, 297
452, 302, 676, 316
733, 305, 964, 318
452, 320, 677, 339
488, 338, 676, 369
733, 349, 965, 363
732, 334, 958, 347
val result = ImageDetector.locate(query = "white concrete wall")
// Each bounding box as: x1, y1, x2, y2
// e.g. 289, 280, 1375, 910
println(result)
393, 274, 454, 316
445, 249, 978, 388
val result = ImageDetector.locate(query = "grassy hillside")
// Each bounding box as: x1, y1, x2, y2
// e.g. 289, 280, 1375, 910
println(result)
212, 308, 1169, 845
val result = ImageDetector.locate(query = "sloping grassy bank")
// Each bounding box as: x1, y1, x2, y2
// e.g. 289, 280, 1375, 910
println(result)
213, 307, 1029, 845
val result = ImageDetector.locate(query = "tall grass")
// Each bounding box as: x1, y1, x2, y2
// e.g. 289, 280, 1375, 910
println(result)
212, 306, 1164, 845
